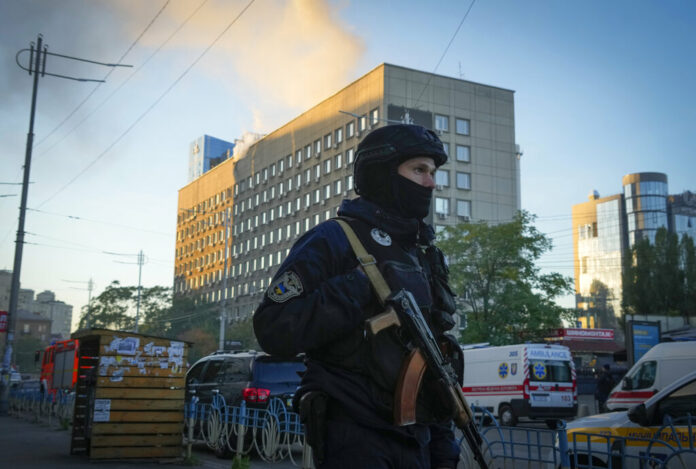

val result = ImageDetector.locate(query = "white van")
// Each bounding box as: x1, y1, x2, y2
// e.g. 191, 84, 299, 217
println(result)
606, 341, 696, 411
461, 343, 577, 427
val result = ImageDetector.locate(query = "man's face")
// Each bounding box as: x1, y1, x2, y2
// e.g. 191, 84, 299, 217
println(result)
397, 156, 437, 188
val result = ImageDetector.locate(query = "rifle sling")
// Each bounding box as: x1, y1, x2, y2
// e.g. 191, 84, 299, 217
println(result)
334, 219, 392, 304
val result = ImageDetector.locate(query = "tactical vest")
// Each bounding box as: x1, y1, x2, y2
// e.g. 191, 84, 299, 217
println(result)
308, 216, 458, 423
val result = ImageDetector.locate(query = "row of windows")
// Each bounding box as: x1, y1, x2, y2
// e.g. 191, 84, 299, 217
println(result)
435, 170, 471, 190
177, 206, 345, 280
178, 187, 233, 224
234, 111, 377, 196
235, 177, 353, 235
434, 198, 472, 218
434, 115, 471, 136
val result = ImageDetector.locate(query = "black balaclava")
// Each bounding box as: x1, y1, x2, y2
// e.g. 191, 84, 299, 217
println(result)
391, 168, 433, 219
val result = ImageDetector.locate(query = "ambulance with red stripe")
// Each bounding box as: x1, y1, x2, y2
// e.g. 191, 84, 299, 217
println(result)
461, 343, 577, 427
606, 341, 696, 411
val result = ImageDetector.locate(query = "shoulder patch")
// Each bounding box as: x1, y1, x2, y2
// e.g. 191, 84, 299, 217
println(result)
267, 271, 303, 303
370, 228, 392, 246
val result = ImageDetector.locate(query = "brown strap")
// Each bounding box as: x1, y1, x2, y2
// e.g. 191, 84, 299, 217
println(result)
334, 219, 391, 305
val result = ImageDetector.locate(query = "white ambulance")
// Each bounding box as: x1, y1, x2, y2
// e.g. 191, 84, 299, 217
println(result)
461, 343, 577, 427
606, 341, 696, 411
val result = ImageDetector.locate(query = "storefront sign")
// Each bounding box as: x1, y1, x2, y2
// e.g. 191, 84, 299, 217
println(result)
551, 328, 614, 340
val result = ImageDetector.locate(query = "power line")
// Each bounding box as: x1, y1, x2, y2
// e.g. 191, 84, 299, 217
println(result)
34, 0, 209, 162
33, 1, 171, 152
26, 207, 170, 236
414, 0, 477, 107
37, 0, 256, 209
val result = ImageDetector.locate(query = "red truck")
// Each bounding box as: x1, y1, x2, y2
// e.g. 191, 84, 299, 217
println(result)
39, 339, 79, 396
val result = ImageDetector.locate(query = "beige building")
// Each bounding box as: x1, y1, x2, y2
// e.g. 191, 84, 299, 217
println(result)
174, 63, 520, 321
0, 270, 73, 339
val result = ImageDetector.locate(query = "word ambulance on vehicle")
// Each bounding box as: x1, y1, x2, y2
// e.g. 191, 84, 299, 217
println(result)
460, 343, 577, 427
606, 340, 696, 411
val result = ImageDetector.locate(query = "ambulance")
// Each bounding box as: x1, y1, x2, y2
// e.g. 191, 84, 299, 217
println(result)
461, 343, 577, 427
564, 370, 696, 469
606, 340, 696, 411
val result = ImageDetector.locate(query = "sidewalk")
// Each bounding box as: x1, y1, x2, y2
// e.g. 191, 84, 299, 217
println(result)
0, 415, 294, 469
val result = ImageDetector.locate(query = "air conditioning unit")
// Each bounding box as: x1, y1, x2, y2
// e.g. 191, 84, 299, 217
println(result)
333, 142, 339, 149
435, 184, 443, 191
437, 213, 447, 219
315, 150, 321, 158
314, 177, 320, 183
460, 215, 471, 222
321, 200, 326, 206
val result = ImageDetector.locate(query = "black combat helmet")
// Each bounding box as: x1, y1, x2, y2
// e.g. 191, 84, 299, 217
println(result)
353, 124, 447, 206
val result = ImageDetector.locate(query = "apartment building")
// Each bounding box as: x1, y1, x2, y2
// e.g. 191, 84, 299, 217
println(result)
174, 63, 520, 321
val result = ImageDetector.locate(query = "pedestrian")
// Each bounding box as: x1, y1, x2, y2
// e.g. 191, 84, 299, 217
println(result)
253, 124, 462, 469
595, 363, 615, 413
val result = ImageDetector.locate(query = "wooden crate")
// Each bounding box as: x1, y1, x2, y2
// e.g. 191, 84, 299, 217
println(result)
69, 328, 189, 461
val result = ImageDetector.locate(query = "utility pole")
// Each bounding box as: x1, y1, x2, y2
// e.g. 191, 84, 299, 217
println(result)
0, 35, 131, 415
104, 251, 146, 333
219, 208, 230, 350
135, 250, 144, 333
63, 277, 94, 329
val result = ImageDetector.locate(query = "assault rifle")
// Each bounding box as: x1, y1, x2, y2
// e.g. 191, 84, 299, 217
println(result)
367, 289, 489, 469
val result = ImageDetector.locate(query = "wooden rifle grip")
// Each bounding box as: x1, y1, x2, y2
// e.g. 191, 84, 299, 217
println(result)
393, 348, 427, 426
365, 306, 400, 336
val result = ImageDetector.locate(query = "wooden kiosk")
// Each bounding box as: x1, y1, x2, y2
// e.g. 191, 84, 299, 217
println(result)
69, 328, 189, 460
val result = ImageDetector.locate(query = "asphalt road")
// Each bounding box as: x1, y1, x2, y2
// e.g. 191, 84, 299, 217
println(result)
0, 414, 298, 469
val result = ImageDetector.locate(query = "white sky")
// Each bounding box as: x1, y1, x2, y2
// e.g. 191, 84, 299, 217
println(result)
1, 0, 694, 332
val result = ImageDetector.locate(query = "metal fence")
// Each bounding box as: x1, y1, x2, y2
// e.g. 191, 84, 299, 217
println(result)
11, 386, 696, 469
8, 385, 75, 429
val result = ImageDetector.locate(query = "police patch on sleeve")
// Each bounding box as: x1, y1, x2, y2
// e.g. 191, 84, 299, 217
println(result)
267, 271, 303, 303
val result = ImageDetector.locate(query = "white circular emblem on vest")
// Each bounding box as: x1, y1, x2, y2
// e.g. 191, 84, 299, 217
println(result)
370, 228, 392, 246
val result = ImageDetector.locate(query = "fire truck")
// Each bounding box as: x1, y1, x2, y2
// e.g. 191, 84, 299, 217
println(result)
38, 339, 79, 396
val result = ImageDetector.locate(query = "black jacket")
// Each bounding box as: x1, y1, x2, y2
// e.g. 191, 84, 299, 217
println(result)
253, 197, 459, 468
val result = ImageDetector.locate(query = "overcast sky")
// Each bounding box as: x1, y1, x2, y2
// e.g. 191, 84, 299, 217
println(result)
1, 0, 694, 331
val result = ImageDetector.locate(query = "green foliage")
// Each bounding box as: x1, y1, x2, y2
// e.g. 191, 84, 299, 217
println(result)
438, 211, 574, 345
623, 229, 696, 320
76, 282, 264, 362
227, 316, 260, 351
14, 335, 46, 374
586, 280, 618, 329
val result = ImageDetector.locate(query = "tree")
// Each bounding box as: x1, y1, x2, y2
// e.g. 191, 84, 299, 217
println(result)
622, 228, 694, 320
588, 280, 616, 329
681, 234, 696, 322
438, 211, 574, 345
78, 281, 135, 330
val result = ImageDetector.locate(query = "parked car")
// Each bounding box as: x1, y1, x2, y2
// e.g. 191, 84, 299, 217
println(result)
185, 350, 305, 410
564, 370, 696, 468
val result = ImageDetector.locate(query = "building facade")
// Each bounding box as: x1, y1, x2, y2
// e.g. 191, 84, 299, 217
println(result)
175, 63, 520, 322
573, 172, 695, 328
188, 135, 236, 183
0, 270, 73, 339
34, 291, 73, 340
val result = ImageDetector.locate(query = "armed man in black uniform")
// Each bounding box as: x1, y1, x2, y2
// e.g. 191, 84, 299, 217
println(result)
253, 124, 462, 468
